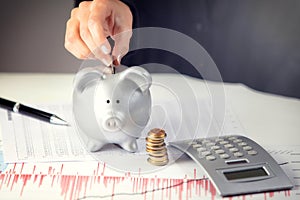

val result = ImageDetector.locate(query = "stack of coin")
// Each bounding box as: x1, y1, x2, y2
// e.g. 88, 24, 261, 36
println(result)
146, 128, 169, 166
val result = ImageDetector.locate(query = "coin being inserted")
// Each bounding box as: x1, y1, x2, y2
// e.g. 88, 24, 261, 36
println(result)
146, 128, 169, 166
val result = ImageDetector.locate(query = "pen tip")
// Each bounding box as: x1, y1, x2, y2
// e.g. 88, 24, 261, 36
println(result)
62, 121, 70, 126
50, 115, 70, 126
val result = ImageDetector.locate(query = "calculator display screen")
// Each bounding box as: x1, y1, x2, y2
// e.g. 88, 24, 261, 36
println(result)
224, 167, 268, 181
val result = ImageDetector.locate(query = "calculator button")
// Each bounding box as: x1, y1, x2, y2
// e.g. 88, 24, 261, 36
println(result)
201, 151, 212, 156
189, 141, 198, 145
214, 138, 224, 142
238, 142, 247, 146
196, 147, 207, 152
234, 152, 244, 157
210, 145, 221, 150
228, 136, 238, 140
224, 144, 234, 148
215, 149, 225, 154
243, 146, 253, 151
233, 139, 243, 143
248, 150, 258, 155
192, 144, 202, 148
206, 155, 216, 161
219, 141, 229, 145
229, 148, 239, 152
205, 142, 216, 147
202, 139, 211, 144
196, 139, 203, 143
219, 154, 230, 159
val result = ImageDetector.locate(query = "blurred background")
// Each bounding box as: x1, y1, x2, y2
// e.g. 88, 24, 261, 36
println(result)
0, 0, 299, 98
0, 0, 80, 73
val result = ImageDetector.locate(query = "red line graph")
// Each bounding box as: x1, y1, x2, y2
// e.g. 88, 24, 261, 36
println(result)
0, 162, 293, 200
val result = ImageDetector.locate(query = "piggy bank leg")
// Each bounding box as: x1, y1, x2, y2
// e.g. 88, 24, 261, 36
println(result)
119, 138, 138, 153
86, 138, 106, 152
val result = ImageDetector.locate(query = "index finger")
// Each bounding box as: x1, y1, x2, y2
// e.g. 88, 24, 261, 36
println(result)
88, 1, 111, 49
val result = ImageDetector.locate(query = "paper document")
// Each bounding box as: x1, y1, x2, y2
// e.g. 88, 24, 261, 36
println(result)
0, 105, 93, 162
0, 145, 299, 200
0, 99, 299, 200
0, 97, 244, 165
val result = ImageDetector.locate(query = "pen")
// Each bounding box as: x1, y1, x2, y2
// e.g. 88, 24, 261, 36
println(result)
0, 97, 69, 126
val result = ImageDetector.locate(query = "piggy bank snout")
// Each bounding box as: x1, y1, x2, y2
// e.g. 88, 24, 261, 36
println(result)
103, 112, 124, 132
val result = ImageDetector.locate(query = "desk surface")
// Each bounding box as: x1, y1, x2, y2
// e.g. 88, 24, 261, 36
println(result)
0, 73, 300, 200
0, 73, 299, 146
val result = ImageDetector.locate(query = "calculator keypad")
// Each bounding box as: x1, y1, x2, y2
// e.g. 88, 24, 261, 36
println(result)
206, 155, 216, 161
191, 136, 258, 161
169, 135, 294, 196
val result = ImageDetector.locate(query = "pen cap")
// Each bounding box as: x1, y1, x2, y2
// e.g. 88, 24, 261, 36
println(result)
0, 97, 16, 111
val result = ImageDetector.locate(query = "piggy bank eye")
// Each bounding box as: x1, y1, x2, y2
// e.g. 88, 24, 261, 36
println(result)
116, 100, 120, 104
106, 100, 110, 104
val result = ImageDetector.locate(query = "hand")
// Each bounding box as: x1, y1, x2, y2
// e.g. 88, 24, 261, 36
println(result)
65, 0, 133, 66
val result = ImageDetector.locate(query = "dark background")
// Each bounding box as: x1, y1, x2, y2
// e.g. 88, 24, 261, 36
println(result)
0, 0, 299, 98
0, 0, 81, 73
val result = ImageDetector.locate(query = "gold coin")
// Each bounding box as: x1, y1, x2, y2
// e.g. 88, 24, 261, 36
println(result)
146, 128, 168, 166
145, 137, 164, 143
147, 146, 167, 151
148, 131, 166, 137
149, 128, 165, 134
146, 141, 164, 146
148, 148, 167, 156
146, 142, 166, 147
146, 141, 165, 147
148, 152, 167, 157
149, 155, 168, 161
146, 143, 166, 151
147, 158, 169, 166
148, 129, 166, 138
146, 147, 166, 153
147, 134, 166, 141
146, 148, 166, 153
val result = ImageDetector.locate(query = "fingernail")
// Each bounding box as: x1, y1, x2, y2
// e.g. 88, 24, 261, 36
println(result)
101, 57, 112, 66
100, 45, 110, 55
103, 66, 113, 74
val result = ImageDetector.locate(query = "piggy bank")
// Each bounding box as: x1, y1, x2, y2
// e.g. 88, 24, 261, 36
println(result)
73, 66, 152, 153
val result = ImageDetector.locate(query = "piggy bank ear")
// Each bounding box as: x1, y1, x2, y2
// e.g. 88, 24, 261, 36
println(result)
74, 67, 105, 93
119, 66, 152, 93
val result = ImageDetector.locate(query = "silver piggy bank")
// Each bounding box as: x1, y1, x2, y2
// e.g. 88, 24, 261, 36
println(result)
73, 66, 152, 152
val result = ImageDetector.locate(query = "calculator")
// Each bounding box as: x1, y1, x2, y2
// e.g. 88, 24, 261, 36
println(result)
169, 135, 293, 196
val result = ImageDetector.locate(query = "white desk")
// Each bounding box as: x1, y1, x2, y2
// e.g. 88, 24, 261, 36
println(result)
0, 73, 299, 200
0, 73, 299, 145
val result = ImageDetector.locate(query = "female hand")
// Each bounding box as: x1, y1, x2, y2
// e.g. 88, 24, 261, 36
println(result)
65, 0, 133, 66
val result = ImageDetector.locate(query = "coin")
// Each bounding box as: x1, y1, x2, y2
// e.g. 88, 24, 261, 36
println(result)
146, 142, 165, 148
148, 128, 166, 138
147, 148, 167, 156
149, 154, 168, 161
145, 137, 164, 144
146, 145, 166, 152
147, 157, 169, 166
146, 128, 168, 166
148, 152, 167, 157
